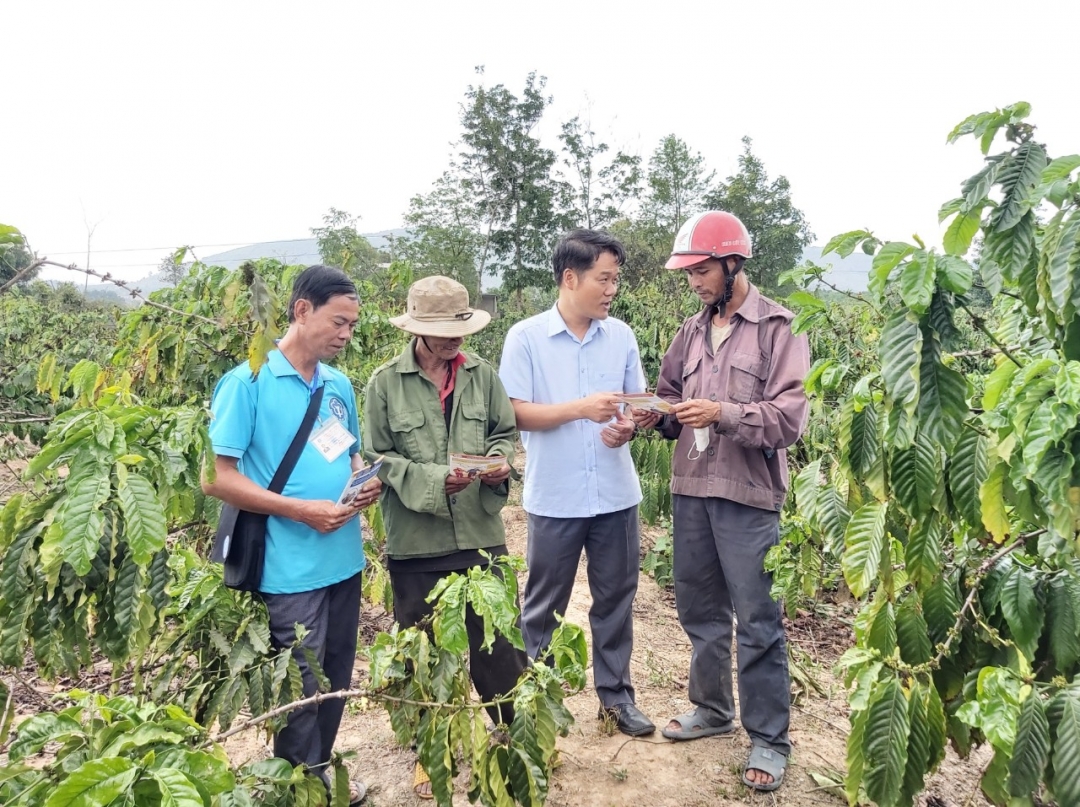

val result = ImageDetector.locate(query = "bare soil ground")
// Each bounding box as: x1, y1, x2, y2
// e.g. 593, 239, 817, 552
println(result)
216, 501, 994, 807
1, 453, 993, 807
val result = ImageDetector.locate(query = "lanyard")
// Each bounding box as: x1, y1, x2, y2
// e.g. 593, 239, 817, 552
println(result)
307, 365, 321, 397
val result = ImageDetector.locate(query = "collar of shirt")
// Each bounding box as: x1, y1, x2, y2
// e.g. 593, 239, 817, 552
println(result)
546, 302, 608, 342
266, 349, 325, 394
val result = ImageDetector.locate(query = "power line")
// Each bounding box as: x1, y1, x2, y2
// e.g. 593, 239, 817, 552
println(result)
73, 253, 326, 271
41, 236, 318, 257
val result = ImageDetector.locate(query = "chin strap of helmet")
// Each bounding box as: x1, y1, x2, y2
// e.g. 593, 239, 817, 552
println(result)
710, 257, 746, 320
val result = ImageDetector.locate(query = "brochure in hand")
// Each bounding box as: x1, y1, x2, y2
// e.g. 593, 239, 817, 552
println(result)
336, 458, 383, 506
615, 392, 673, 414
449, 453, 506, 479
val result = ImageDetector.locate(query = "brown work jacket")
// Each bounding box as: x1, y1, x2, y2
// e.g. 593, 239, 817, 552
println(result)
656, 283, 810, 512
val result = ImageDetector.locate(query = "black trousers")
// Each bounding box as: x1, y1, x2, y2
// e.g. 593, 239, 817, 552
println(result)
391, 566, 529, 727
262, 571, 362, 773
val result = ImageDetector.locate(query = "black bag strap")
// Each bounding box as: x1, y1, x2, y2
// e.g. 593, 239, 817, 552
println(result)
267, 384, 325, 494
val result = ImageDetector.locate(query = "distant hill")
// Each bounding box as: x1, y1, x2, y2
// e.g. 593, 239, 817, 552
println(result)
128, 230, 407, 294
128, 234, 872, 295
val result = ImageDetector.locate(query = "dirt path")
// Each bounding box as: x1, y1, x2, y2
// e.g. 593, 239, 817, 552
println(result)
1, 450, 989, 807
220, 499, 990, 807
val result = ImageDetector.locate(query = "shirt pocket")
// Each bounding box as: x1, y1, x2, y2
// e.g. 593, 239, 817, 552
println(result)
458, 399, 488, 453
387, 408, 430, 462
728, 352, 768, 404
680, 355, 702, 400
591, 369, 624, 393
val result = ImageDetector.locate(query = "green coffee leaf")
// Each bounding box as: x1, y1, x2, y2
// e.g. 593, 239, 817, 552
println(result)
1000, 565, 1044, 661
43, 758, 138, 807
843, 502, 888, 598
1009, 690, 1050, 797
863, 676, 910, 807
1050, 693, 1080, 807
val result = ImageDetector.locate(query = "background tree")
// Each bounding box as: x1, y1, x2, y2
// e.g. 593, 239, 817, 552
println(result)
157, 246, 191, 287
401, 170, 484, 299
704, 137, 814, 293
641, 135, 714, 238
557, 116, 642, 230
457, 68, 564, 292
0, 225, 37, 287
311, 207, 386, 276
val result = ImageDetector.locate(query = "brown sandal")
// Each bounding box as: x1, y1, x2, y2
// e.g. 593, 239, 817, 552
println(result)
413, 760, 433, 800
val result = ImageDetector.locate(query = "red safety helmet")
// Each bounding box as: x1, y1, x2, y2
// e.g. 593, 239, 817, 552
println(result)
664, 211, 753, 269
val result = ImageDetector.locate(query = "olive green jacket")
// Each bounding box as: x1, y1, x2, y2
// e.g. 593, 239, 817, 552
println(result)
363, 342, 516, 559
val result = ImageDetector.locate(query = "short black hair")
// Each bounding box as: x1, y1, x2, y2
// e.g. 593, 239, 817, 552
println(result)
552, 229, 626, 286
287, 265, 357, 322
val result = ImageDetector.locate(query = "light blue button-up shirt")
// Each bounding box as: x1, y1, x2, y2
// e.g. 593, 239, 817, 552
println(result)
499, 304, 646, 518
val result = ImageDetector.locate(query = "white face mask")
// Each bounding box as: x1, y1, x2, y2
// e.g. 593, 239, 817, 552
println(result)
687, 427, 711, 461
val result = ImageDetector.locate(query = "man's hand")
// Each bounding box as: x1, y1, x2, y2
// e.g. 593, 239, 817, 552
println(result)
445, 472, 474, 494
578, 392, 621, 423
350, 476, 382, 509
479, 461, 512, 487
297, 500, 361, 534
630, 407, 663, 431
672, 399, 722, 429
600, 410, 636, 448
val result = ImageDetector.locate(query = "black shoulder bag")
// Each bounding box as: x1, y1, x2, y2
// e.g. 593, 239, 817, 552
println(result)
210, 385, 325, 591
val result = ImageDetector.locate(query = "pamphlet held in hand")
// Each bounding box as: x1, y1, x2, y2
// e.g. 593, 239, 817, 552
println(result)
615, 392, 673, 414
449, 453, 506, 479
336, 458, 383, 506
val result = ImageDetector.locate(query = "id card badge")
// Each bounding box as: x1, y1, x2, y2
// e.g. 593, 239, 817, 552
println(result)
309, 418, 357, 463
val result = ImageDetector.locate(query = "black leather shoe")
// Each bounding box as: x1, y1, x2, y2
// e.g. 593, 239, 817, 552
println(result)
599, 703, 656, 736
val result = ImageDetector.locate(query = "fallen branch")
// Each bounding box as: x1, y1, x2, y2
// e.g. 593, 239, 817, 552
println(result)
209, 687, 511, 744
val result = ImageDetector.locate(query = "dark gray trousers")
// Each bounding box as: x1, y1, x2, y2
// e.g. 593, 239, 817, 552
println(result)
522, 506, 639, 708
391, 567, 529, 727
262, 572, 362, 773
672, 495, 790, 755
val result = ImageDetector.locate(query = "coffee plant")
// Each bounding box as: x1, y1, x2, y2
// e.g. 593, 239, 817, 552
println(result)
789, 103, 1080, 807
1, 254, 584, 807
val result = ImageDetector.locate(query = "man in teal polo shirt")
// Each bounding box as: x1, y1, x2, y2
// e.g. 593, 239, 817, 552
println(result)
203, 264, 380, 804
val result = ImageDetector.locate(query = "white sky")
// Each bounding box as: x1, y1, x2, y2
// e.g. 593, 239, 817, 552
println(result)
5, 0, 1079, 284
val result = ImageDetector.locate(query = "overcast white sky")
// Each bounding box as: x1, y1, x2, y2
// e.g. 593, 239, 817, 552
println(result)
5, 0, 1079, 284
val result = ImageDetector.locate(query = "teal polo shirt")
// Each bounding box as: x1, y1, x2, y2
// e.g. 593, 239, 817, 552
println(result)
208, 349, 366, 594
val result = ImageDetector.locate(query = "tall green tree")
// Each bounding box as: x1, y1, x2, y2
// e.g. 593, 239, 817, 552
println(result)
557, 116, 642, 230
642, 135, 714, 237
401, 171, 484, 299
457, 68, 563, 292
310, 208, 386, 276
704, 137, 814, 293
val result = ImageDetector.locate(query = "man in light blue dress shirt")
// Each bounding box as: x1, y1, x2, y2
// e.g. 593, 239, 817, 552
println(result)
499, 229, 656, 737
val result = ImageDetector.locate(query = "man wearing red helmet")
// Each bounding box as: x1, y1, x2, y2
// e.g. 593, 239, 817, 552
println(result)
632, 211, 810, 791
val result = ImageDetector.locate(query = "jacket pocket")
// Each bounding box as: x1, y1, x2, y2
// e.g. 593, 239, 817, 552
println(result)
388, 408, 430, 462
459, 399, 487, 451
479, 479, 510, 515
728, 352, 767, 403
680, 356, 702, 400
